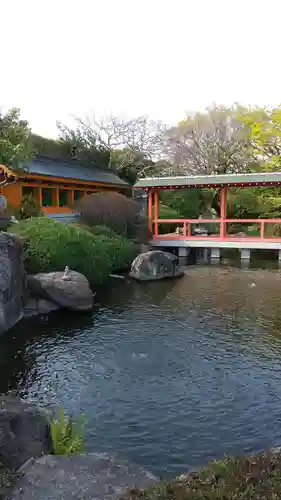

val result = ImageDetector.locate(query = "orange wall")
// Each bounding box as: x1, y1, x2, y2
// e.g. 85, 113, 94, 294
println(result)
2, 183, 21, 208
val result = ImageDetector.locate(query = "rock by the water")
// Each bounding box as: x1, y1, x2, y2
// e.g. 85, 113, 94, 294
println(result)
0, 396, 52, 471
26, 270, 93, 311
130, 250, 184, 281
9, 453, 158, 500
24, 297, 59, 318
0, 232, 25, 334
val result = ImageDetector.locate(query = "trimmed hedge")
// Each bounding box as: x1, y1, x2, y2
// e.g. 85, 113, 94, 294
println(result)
9, 218, 137, 286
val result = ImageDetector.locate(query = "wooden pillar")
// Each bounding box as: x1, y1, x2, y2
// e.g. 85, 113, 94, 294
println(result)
148, 189, 153, 234
220, 185, 228, 239
154, 190, 159, 237
38, 187, 42, 210
54, 187, 59, 208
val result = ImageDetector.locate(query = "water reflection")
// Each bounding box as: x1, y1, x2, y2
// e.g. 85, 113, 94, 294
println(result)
1, 263, 281, 477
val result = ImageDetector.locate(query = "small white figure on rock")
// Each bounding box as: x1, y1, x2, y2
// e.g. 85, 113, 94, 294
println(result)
62, 266, 71, 281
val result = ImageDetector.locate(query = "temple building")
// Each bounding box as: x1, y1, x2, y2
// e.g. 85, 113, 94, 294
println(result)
0, 156, 130, 218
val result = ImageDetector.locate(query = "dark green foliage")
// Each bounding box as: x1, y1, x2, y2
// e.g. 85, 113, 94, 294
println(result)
9, 218, 136, 286
31, 133, 110, 169
19, 194, 43, 220
122, 451, 281, 500
0, 465, 19, 499
76, 192, 151, 243
0, 108, 34, 170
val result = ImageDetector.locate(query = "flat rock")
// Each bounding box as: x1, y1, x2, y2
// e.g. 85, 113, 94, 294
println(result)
130, 250, 184, 281
8, 453, 158, 500
24, 297, 59, 317
0, 396, 52, 471
26, 270, 93, 311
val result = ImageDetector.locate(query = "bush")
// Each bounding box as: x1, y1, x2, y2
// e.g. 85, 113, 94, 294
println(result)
75, 192, 151, 243
9, 218, 136, 285
19, 194, 43, 220
49, 409, 86, 456
122, 451, 281, 500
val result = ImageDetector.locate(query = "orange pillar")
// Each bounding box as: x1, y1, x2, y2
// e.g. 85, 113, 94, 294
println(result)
220, 185, 228, 239
154, 190, 159, 237
148, 189, 153, 234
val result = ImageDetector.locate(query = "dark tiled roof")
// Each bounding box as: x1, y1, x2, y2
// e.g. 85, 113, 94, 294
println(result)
23, 156, 129, 186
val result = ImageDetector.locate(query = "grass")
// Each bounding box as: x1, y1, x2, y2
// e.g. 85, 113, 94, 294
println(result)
121, 450, 281, 500
49, 408, 87, 456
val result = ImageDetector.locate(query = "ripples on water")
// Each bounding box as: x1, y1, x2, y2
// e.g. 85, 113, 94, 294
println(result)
1, 263, 281, 476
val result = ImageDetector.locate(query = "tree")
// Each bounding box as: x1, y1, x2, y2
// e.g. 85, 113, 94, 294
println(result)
58, 114, 167, 182
0, 108, 34, 174
238, 106, 281, 171
164, 105, 251, 176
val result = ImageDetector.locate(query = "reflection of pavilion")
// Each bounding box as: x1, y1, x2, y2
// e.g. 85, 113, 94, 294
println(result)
134, 172, 281, 262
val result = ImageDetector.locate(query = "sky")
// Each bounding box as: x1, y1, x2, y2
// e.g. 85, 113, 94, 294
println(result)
1, 0, 281, 138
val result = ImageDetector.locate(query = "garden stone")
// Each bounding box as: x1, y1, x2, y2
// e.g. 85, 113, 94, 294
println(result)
0, 396, 52, 471
26, 270, 93, 311
0, 232, 25, 334
130, 250, 184, 281
8, 453, 159, 500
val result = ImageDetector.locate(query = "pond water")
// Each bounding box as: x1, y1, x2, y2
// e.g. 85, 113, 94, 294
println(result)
1, 262, 281, 477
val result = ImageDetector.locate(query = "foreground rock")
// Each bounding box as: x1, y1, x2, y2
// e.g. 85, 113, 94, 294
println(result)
0, 396, 52, 471
130, 250, 184, 281
0, 232, 25, 335
26, 270, 93, 311
9, 453, 158, 500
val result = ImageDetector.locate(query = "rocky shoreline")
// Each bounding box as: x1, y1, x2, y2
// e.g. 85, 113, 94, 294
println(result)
0, 396, 158, 500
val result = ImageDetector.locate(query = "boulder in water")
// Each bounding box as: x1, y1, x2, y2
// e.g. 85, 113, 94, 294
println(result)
0, 232, 25, 334
130, 250, 184, 281
26, 270, 93, 311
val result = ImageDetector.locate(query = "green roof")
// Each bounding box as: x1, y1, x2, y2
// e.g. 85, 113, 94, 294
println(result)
134, 172, 281, 189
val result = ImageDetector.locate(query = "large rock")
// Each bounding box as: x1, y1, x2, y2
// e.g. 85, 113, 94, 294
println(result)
0, 396, 52, 471
130, 250, 184, 281
26, 270, 93, 311
0, 232, 25, 334
9, 453, 158, 500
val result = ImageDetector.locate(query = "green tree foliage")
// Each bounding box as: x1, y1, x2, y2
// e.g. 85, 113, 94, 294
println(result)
238, 106, 281, 171
0, 108, 34, 171
31, 133, 110, 169
19, 194, 43, 220
9, 218, 136, 285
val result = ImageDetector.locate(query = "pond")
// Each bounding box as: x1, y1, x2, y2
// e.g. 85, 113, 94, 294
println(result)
1, 262, 281, 477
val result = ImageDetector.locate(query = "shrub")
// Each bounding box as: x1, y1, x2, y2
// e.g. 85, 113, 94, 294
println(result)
75, 192, 151, 243
121, 451, 281, 500
9, 218, 136, 285
19, 194, 43, 220
49, 408, 86, 456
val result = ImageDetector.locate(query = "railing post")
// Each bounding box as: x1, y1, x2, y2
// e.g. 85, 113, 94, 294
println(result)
220, 185, 228, 239
260, 221, 265, 240
154, 190, 159, 237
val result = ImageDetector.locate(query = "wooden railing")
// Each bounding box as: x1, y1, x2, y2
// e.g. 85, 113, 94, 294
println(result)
152, 218, 281, 241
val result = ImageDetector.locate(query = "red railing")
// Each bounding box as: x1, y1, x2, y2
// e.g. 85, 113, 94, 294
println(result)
152, 218, 281, 241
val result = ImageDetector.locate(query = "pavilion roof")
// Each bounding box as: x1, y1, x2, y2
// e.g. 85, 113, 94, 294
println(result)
134, 172, 281, 189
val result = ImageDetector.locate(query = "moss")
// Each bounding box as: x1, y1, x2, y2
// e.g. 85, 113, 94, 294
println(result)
121, 451, 281, 500
0, 466, 19, 499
